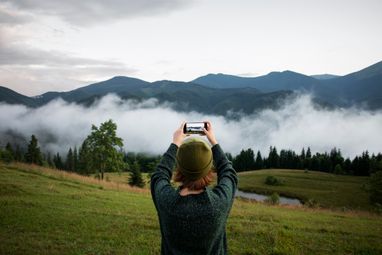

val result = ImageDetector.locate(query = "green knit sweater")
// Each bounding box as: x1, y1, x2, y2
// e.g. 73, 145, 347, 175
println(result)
151, 143, 238, 255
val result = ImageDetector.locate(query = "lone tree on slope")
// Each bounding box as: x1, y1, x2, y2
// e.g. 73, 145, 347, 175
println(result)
86, 119, 126, 180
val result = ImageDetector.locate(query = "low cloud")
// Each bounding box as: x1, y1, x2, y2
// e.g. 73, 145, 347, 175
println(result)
0, 3, 139, 95
1, 0, 195, 26
0, 26, 137, 95
0, 94, 381, 159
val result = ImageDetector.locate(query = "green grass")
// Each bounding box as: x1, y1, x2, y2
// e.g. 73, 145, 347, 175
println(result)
1, 163, 382, 255
98, 172, 151, 188
238, 169, 371, 210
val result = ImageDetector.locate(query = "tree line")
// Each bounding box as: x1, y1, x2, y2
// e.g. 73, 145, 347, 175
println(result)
1, 122, 382, 181
0, 120, 159, 188
230, 146, 382, 176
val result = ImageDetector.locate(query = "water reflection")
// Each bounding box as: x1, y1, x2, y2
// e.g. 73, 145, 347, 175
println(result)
235, 189, 302, 205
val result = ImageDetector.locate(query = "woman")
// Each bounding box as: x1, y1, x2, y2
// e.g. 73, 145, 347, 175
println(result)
151, 121, 238, 254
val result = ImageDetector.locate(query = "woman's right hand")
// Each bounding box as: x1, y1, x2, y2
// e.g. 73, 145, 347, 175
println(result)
203, 121, 218, 146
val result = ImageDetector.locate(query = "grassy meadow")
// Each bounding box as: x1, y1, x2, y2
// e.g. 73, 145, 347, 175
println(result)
97, 172, 151, 189
238, 169, 371, 210
1, 163, 382, 255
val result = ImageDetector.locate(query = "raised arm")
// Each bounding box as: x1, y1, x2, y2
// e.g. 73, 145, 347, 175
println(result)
203, 121, 238, 201
150, 123, 186, 208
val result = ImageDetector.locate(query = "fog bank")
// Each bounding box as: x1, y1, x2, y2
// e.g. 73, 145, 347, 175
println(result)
0, 94, 381, 158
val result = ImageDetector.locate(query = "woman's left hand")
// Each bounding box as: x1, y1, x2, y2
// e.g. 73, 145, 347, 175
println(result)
173, 122, 187, 147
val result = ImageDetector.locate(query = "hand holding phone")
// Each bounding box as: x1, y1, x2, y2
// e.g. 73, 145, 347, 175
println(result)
203, 121, 218, 146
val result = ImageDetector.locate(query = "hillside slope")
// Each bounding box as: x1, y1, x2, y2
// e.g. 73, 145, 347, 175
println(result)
238, 169, 371, 209
1, 163, 382, 254
0, 86, 38, 107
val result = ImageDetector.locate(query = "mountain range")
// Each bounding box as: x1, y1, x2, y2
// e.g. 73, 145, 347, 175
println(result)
1, 61, 381, 116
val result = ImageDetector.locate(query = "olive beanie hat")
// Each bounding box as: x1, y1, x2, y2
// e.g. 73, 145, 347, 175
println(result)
176, 138, 213, 181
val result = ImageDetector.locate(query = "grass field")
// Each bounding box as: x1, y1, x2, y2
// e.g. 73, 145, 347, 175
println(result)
1, 163, 382, 255
98, 172, 151, 188
238, 169, 371, 210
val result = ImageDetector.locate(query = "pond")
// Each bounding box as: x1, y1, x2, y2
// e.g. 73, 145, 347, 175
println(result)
235, 189, 302, 206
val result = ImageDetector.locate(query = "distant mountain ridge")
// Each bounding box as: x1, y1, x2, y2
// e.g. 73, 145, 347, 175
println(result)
1, 61, 381, 114
192, 61, 382, 109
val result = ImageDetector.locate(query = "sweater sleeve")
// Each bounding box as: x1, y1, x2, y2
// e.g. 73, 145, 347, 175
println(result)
212, 144, 238, 203
150, 143, 178, 209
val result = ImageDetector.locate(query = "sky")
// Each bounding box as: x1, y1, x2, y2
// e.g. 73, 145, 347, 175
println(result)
1, 0, 382, 96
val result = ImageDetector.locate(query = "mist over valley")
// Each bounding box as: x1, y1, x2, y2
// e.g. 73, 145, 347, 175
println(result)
1, 93, 381, 159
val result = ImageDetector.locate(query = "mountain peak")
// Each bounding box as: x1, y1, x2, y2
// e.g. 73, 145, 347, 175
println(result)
346, 60, 382, 80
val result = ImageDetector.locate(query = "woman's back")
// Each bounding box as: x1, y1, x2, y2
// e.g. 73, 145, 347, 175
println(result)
151, 134, 238, 255
156, 188, 230, 254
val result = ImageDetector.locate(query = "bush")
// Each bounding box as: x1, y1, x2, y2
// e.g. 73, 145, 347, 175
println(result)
0, 149, 14, 163
265, 175, 282, 186
369, 171, 382, 205
334, 164, 344, 175
305, 198, 320, 208
265, 192, 280, 205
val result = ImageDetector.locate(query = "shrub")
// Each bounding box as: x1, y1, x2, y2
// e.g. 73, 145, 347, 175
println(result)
1, 150, 14, 163
265, 175, 282, 186
265, 192, 280, 205
305, 198, 320, 208
369, 171, 382, 205
334, 164, 344, 175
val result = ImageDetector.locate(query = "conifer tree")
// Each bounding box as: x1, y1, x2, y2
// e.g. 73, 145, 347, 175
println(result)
306, 147, 312, 158
25, 135, 42, 165
73, 147, 78, 172
46, 152, 54, 168
14, 145, 23, 162
53, 152, 64, 169
128, 160, 145, 188
267, 146, 279, 168
255, 151, 263, 169
66, 148, 74, 171
78, 140, 92, 175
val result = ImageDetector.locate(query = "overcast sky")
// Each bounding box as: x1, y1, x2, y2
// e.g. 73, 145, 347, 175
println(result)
1, 0, 382, 96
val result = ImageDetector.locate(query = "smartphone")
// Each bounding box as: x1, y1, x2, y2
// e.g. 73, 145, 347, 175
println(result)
183, 122, 207, 135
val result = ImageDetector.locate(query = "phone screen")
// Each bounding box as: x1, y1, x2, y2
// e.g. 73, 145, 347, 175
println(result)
184, 122, 206, 135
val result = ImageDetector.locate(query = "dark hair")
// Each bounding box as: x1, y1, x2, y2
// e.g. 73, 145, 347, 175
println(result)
173, 169, 214, 190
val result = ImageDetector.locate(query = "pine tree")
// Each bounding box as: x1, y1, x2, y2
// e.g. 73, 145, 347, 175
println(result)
301, 148, 306, 160
255, 151, 263, 169
66, 148, 74, 171
128, 160, 145, 188
268, 146, 279, 168
14, 145, 23, 162
46, 152, 54, 168
306, 147, 312, 158
233, 148, 255, 171
73, 147, 78, 172
25, 135, 42, 165
53, 152, 64, 169
78, 140, 92, 175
